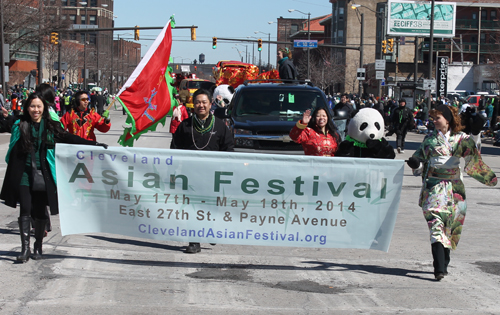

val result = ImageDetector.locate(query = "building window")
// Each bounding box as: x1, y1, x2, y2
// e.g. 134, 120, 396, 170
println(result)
70, 32, 76, 40
481, 10, 487, 20
61, 0, 68, 5
472, 13, 477, 20
291, 24, 299, 34
491, 10, 497, 20
89, 33, 96, 44
61, 15, 67, 20
89, 15, 96, 25
81, 33, 86, 43
338, 30, 343, 44
69, 14, 76, 23
480, 33, 486, 43
69, 0, 76, 6
81, 15, 86, 24
90, 0, 97, 6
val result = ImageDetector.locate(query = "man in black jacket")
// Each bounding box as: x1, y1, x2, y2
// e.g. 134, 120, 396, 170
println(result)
391, 99, 414, 153
171, 88, 234, 253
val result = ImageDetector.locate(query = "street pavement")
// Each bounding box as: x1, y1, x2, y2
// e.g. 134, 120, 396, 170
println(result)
1, 107, 500, 314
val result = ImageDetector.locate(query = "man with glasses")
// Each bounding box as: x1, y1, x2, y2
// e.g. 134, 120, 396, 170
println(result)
61, 91, 111, 141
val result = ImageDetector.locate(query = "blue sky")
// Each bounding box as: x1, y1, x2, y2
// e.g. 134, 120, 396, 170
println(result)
114, 0, 332, 65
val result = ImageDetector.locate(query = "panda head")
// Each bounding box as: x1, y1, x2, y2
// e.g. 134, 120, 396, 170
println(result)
347, 108, 385, 143
212, 84, 235, 107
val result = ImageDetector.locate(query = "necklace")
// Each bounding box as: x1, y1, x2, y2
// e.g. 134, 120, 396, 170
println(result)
191, 115, 215, 150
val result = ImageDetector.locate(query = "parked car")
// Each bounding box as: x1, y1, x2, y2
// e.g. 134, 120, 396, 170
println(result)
214, 80, 346, 151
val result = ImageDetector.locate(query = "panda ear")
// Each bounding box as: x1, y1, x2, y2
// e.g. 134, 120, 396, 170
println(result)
210, 85, 217, 94
228, 86, 235, 94
350, 109, 360, 118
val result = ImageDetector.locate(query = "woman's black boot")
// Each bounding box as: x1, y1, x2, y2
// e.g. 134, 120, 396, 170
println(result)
31, 219, 48, 260
16, 216, 31, 263
431, 242, 446, 280
444, 248, 451, 275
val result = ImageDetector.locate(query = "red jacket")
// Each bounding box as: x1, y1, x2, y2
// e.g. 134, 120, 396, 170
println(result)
169, 105, 189, 134
61, 108, 111, 141
289, 120, 339, 156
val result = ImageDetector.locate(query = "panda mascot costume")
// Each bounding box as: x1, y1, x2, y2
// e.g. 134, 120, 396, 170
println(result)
336, 108, 396, 159
211, 84, 235, 112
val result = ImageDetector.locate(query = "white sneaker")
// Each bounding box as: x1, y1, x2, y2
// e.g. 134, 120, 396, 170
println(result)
401, 149, 405, 153
397, 147, 401, 153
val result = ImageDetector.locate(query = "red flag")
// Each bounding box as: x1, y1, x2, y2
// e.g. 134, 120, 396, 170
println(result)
117, 19, 178, 147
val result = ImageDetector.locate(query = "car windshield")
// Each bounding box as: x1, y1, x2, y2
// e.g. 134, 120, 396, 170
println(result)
234, 89, 326, 117
188, 81, 214, 90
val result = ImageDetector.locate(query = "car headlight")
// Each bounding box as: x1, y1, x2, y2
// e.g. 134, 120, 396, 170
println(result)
234, 129, 252, 135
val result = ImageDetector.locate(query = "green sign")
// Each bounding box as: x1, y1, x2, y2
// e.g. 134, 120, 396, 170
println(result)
387, 0, 456, 37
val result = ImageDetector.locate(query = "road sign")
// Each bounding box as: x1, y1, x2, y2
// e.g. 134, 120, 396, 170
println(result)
356, 68, 366, 81
375, 59, 386, 70
423, 79, 436, 91
376, 71, 385, 80
293, 40, 318, 48
381, 79, 386, 86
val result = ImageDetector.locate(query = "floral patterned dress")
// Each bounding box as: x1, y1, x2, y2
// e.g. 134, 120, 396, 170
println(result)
289, 121, 339, 156
412, 130, 497, 250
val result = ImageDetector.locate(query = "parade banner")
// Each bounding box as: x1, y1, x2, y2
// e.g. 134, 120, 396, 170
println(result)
56, 145, 404, 252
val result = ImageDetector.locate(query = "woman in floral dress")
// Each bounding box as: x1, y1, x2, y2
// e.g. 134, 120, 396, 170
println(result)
289, 107, 341, 156
407, 105, 497, 280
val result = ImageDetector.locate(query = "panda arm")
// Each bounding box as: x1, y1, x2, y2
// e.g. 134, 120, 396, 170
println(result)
335, 140, 354, 157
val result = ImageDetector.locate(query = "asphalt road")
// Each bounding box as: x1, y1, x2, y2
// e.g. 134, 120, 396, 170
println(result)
1, 108, 499, 314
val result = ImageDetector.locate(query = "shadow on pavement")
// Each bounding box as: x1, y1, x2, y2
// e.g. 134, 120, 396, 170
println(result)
0, 249, 434, 281
88, 235, 185, 252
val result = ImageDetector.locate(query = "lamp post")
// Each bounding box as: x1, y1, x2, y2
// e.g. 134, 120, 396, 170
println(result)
288, 9, 310, 80
351, 4, 386, 97
254, 31, 270, 69
247, 36, 258, 64
79, 1, 88, 89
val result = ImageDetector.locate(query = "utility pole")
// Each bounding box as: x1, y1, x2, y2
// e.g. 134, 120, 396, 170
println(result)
359, 13, 364, 97
38, 1, 44, 85
0, 0, 6, 96
427, 0, 435, 109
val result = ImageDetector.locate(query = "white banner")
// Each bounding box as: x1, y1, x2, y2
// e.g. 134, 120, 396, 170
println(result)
56, 145, 404, 252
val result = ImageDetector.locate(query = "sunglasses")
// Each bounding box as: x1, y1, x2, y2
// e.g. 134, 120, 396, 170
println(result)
79, 98, 89, 102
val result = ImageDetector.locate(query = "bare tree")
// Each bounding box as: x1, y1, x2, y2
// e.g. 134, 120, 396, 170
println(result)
3, 0, 70, 59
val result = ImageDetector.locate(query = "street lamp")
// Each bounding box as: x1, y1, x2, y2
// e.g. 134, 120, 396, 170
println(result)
247, 36, 258, 64
236, 44, 249, 63
352, 4, 386, 97
288, 9, 311, 80
80, 1, 88, 89
254, 31, 270, 69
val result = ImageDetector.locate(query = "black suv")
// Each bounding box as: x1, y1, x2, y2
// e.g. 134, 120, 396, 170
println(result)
215, 81, 345, 151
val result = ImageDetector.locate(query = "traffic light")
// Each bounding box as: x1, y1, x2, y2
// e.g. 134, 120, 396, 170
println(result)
50, 32, 59, 45
381, 40, 387, 54
258, 38, 262, 51
387, 38, 394, 52
134, 26, 139, 41
212, 37, 217, 49
194, 66, 197, 71
191, 27, 196, 41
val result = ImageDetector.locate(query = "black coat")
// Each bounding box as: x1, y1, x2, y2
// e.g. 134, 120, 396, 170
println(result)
170, 115, 234, 152
0, 117, 97, 215
278, 58, 298, 81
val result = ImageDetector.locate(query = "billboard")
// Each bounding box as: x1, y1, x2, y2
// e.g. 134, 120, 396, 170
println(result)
387, 0, 456, 38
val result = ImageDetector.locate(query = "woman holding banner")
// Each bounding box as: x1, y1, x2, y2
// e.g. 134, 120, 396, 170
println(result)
0, 92, 107, 263
289, 107, 341, 156
407, 105, 497, 281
